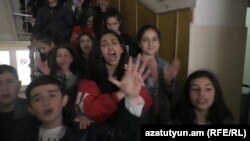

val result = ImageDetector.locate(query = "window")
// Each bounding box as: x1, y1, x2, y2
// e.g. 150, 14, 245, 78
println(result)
0, 41, 31, 87
16, 50, 30, 85
0, 51, 10, 65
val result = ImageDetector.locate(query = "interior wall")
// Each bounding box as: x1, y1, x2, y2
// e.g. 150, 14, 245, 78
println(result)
136, 2, 157, 29
120, 0, 136, 38
190, 0, 248, 123
245, 7, 250, 124
173, 9, 192, 88
243, 8, 250, 93
157, 9, 192, 87
0, 0, 18, 40
194, 0, 246, 26
158, 11, 176, 61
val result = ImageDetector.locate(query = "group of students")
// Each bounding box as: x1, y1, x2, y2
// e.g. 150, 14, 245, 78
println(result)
0, 26, 234, 141
0, 0, 234, 141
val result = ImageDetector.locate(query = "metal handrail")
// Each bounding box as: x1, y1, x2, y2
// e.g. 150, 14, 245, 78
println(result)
17, 32, 32, 36
12, 12, 32, 17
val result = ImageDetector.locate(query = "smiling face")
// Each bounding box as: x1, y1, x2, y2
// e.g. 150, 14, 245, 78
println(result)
28, 84, 68, 128
189, 77, 215, 112
80, 35, 93, 57
139, 28, 160, 56
0, 72, 20, 110
100, 33, 123, 67
56, 48, 73, 71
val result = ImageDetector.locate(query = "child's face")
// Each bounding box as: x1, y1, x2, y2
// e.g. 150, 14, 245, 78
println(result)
189, 77, 215, 112
56, 48, 73, 71
0, 72, 20, 108
87, 16, 94, 27
98, 0, 110, 12
80, 35, 93, 56
28, 84, 68, 128
139, 28, 160, 56
106, 16, 120, 34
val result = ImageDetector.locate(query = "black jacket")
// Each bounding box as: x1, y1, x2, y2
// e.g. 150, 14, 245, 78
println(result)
33, 4, 74, 43
0, 98, 30, 141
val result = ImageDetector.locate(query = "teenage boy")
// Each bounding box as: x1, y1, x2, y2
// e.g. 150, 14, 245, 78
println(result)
0, 64, 28, 141
33, 0, 74, 43
19, 76, 86, 141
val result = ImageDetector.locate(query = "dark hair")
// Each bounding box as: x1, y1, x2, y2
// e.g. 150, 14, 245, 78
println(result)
89, 30, 128, 92
136, 24, 161, 53
104, 9, 123, 32
81, 0, 91, 9
76, 32, 95, 55
36, 29, 57, 45
136, 24, 161, 43
48, 43, 84, 76
171, 70, 234, 124
25, 76, 66, 105
79, 7, 99, 32
0, 65, 19, 80
80, 7, 96, 25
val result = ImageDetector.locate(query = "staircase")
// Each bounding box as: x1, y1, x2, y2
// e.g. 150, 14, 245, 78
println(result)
0, 0, 32, 41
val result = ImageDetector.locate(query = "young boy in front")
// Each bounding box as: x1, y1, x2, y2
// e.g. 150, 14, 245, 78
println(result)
19, 76, 86, 141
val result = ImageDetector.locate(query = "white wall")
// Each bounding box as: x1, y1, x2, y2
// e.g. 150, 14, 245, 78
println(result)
0, 0, 18, 40
189, 0, 248, 122
194, 0, 246, 26
243, 8, 250, 94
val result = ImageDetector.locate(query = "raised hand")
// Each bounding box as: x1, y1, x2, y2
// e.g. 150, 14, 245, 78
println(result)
163, 58, 180, 85
74, 115, 93, 130
109, 54, 150, 98
35, 58, 50, 75
146, 57, 158, 85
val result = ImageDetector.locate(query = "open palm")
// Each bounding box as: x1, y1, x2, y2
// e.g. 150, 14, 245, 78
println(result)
109, 55, 150, 98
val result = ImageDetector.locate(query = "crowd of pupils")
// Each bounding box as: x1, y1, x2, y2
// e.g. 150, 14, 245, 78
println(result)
0, 0, 235, 141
